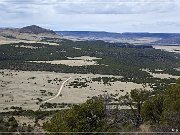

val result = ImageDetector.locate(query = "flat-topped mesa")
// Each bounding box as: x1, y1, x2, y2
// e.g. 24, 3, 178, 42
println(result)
19, 25, 56, 35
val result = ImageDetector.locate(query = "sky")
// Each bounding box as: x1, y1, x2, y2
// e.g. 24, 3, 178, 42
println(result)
0, 0, 180, 33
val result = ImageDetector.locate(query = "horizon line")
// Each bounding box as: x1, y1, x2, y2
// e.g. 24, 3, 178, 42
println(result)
1, 25, 180, 34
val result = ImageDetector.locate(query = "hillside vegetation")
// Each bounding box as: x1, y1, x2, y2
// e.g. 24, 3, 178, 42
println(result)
0, 36, 180, 133
43, 79, 180, 133
0, 39, 179, 90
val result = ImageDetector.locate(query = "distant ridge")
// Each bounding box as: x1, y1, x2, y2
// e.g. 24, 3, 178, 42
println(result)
56, 31, 180, 44
57, 31, 177, 38
19, 25, 56, 35
0, 25, 62, 44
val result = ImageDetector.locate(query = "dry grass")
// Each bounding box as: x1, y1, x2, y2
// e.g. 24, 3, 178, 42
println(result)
153, 45, 180, 53
0, 69, 151, 111
142, 68, 180, 79
29, 56, 102, 66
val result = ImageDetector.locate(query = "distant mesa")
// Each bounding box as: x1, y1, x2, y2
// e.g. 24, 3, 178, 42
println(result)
19, 25, 56, 35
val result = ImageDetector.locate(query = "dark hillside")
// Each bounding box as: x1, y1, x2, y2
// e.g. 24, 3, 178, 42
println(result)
19, 25, 56, 35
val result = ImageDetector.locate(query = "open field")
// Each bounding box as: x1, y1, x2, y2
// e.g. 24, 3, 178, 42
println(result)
150, 72, 180, 79
30, 56, 102, 66
67, 56, 102, 60
0, 38, 60, 46
141, 68, 180, 79
0, 69, 151, 111
30, 60, 99, 66
153, 45, 180, 53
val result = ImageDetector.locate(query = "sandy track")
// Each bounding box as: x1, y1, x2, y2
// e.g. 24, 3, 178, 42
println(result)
42, 77, 71, 103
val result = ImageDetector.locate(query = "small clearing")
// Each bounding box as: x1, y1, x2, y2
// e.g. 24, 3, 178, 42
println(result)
153, 45, 180, 53
142, 68, 180, 79
29, 56, 102, 66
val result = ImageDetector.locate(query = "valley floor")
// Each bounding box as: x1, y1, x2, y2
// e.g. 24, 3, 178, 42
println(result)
0, 69, 151, 111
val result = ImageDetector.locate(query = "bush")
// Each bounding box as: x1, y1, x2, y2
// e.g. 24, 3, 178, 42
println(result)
43, 97, 107, 132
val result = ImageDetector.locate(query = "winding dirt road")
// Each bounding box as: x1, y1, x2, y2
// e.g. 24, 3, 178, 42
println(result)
42, 77, 71, 103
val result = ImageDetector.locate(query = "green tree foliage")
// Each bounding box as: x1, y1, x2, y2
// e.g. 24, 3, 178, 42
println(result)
0, 117, 9, 132
0, 40, 179, 87
163, 79, 180, 112
119, 89, 150, 127
141, 94, 164, 124
141, 79, 180, 131
43, 97, 107, 133
8, 116, 18, 132
0, 116, 18, 132
162, 78, 180, 130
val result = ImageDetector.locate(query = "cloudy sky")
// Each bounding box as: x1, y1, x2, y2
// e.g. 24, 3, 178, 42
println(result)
0, 0, 180, 33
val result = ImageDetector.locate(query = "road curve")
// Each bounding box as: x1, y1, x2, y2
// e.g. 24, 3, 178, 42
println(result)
42, 77, 71, 103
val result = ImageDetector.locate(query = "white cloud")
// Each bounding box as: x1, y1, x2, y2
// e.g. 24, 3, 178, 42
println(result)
1, 0, 179, 14
52, 0, 179, 14
0, 0, 180, 32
